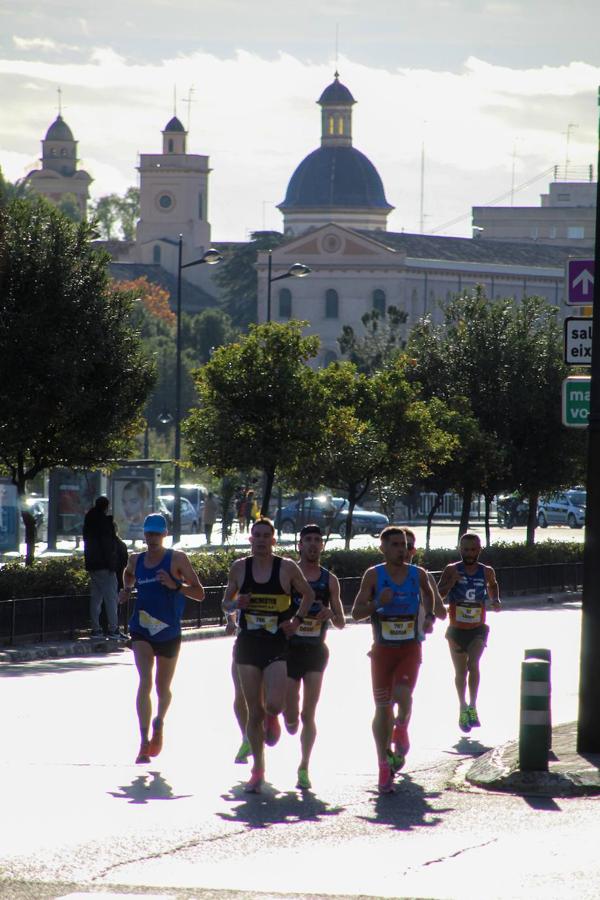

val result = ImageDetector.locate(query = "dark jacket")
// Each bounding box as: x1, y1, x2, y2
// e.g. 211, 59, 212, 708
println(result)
115, 536, 129, 589
83, 508, 118, 572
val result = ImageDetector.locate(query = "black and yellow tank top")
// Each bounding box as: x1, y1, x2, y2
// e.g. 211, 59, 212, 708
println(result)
239, 556, 293, 637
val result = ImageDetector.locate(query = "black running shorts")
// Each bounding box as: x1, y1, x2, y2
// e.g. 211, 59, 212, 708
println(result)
287, 641, 329, 681
445, 624, 489, 653
234, 633, 288, 670
130, 632, 182, 659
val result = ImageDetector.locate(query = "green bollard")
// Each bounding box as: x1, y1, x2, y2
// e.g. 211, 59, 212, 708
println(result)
524, 649, 552, 750
519, 659, 550, 772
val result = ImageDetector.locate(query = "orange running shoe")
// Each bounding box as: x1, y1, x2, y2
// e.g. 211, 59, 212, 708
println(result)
148, 719, 163, 758
135, 741, 151, 764
378, 760, 394, 794
264, 713, 281, 747
244, 768, 265, 793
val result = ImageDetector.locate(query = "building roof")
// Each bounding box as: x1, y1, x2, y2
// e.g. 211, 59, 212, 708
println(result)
318, 74, 356, 105
44, 115, 74, 142
280, 146, 393, 211
109, 262, 217, 313
363, 231, 581, 268
163, 116, 186, 133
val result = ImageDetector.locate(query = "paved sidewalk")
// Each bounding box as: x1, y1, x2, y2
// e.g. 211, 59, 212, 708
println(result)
464, 720, 600, 797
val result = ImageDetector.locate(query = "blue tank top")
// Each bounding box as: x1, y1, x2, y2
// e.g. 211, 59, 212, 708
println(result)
290, 566, 331, 644
448, 562, 488, 629
129, 549, 185, 642
371, 563, 421, 645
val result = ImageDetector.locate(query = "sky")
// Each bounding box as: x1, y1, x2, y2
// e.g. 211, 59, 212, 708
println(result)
0, 0, 599, 242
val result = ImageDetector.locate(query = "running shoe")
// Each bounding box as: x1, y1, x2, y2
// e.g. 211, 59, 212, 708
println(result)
378, 760, 394, 794
296, 767, 312, 790
386, 748, 406, 774
90, 630, 104, 640
135, 741, 151, 764
467, 706, 481, 727
459, 709, 472, 733
244, 768, 264, 793
264, 713, 281, 747
392, 722, 410, 757
234, 737, 252, 764
148, 718, 163, 757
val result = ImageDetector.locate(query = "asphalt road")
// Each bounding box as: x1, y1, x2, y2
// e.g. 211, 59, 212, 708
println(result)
2, 601, 599, 900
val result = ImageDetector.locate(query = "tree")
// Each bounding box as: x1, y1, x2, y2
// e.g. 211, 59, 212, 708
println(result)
56, 192, 83, 223
0, 198, 155, 560
89, 187, 139, 240
118, 187, 140, 241
338, 306, 407, 374
213, 230, 284, 329
184, 307, 235, 364
184, 321, 320, 514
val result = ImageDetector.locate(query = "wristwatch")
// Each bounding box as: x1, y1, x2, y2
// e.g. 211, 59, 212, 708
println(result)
173, 580, 184, 592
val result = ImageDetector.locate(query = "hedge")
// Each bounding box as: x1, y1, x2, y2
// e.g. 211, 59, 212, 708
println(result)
0, 540, 584, 602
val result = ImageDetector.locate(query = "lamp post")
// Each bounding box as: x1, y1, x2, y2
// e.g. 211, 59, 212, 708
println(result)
173, 235, 223, 543
266, 249, 311, 322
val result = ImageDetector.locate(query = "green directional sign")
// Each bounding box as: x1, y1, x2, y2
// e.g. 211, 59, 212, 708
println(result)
562, 375, 591, 427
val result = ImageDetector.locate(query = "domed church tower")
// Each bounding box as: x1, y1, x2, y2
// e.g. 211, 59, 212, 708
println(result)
26, 114, 92, 218
278, 73, 393, 236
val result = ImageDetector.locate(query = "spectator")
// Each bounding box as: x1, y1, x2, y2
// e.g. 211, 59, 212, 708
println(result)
83, 496, 126, 641
202, 492, 219, 545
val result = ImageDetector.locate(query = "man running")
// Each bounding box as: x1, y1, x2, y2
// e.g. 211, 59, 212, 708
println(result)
119, 513, 205, 764
284, 524, 345, 790
222, 517, 315, 793
352, 526, 435, 793
225, 610, 252, 765
437, 532, 500, 733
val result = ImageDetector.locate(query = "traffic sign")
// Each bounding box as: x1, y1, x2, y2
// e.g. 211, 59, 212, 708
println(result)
564, 317, 592, 365
562, 375, 591, 427
566, 259, 595, 305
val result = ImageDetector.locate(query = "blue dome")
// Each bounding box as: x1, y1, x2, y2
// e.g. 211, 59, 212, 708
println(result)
164, 116, 185, 133
280, 146, 392, 210
318, 77, 355, 105
44, 115, 74, 142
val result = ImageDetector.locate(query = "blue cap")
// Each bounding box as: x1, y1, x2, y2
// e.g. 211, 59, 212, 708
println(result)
143, 513, 168, 534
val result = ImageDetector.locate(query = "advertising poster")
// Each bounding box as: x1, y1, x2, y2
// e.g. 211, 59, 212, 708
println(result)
0, 480, 19, 553
112, 468, 155, 542
53, 470, 102, 537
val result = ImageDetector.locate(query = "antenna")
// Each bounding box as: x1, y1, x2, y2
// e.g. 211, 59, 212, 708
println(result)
173, 85, 177, 116
57, 86, 63, 115
183, 85, 196, 132
562, 123, 578, 179
335, 23, 339, 70
510, 140, 519, 206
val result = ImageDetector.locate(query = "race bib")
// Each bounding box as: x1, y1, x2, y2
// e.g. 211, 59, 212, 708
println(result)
245, 613, 278, 634
456, 603, 483, 625
381, 618, 415, 641
296, 617, 322, 638
138, 609, 169, 636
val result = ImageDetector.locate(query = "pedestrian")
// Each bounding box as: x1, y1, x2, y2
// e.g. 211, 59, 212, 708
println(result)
351, 525, 435, 793
202, 491, 219, 545
284, 524, 345, 790
83, 496, 126, 641
222, 517, 315, 793
119, 513, 205, 764
236, 493, 247, 534
245, 490, 259, 531
437, 532, 501, 733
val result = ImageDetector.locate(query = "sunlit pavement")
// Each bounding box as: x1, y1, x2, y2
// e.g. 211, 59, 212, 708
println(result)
3, 601, 600, 899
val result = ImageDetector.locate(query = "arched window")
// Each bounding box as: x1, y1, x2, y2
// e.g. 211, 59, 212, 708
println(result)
325, 289, 339, 319
338, 117, 344, 135
278, 288, 292, 319
373, 289, 386, 315
168, 139, 174, 153
153, 244, 161, 264
60, 148, 67, 157
328, 116, 335, 135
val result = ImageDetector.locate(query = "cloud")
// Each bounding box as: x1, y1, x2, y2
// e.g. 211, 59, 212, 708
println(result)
12, 36, 80, 53
0, 47, 597, 239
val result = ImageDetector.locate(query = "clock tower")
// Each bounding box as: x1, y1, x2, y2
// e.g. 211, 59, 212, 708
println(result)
136, 116, 211, 283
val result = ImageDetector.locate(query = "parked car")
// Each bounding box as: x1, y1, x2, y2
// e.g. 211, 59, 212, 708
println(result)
157, 483, 206, 519
158, 495, 199, 534
274, 495, 389, 539
496, 494, 529, 529
537, 489, 586, 529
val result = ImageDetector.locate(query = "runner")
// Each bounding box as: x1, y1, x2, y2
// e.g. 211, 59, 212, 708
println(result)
119, 513, 205, 764
437, 532, 501, 733
284, 524, 345, 790
225, 610, 252, 764
385, 527, 447, 767
352, 525, 435, 793
222, 517, 315, 793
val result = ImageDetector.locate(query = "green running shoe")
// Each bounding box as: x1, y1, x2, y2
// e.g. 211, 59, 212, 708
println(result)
459, 709, 472, 733
296, 767, 312, 790
234, 737, 252, 764
467, 706, 481, 727
386, 748, 405, 774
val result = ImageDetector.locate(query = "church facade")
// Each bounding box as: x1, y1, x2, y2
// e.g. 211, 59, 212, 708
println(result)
25, 114, 92, 218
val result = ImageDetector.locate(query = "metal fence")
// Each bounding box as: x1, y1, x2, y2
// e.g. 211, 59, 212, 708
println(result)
0, 562, 583, 646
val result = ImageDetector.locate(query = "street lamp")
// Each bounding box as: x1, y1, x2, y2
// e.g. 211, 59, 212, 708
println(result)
173, 235, 223, 543
266, 249, 311, 322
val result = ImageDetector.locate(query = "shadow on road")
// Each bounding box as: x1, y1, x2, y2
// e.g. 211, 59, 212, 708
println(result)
0, 655, 126, 679
446, 736, 494, 756
357, 774, 451, 832
217, 782, 344, 829
108, 770, 192, 804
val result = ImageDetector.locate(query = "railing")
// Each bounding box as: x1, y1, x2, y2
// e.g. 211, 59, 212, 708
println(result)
0, 562, 584, 646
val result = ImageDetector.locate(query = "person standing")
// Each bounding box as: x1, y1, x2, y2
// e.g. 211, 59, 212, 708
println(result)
352, 526, 435, 793
437, 532, 500, 733
119, 513, 205, 764
83, 496, 125, 641
284, 524, 345, 790
202, 492, 219, 546
222, 517, 315, 793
